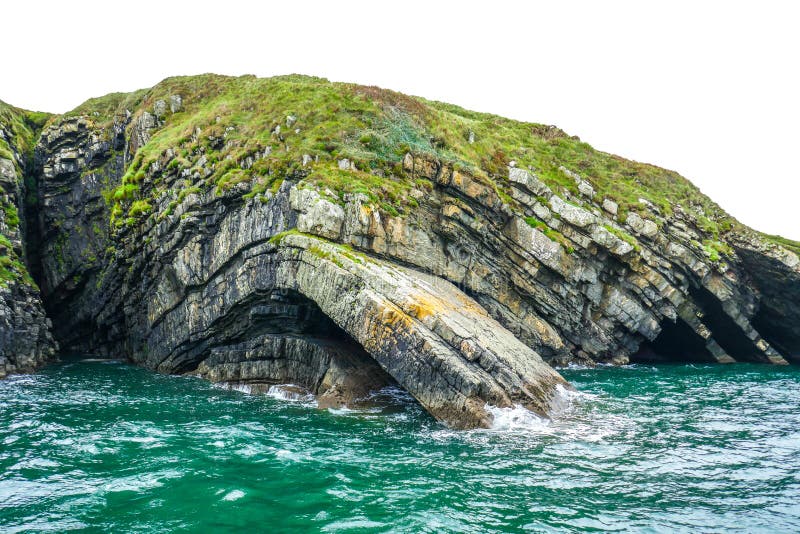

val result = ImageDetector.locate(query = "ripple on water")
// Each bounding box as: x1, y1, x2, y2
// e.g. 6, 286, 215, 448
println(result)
221, 489, 245, 502
1, 360, 800, 532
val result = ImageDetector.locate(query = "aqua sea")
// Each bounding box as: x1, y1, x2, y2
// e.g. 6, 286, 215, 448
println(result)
2, 358, 799, 532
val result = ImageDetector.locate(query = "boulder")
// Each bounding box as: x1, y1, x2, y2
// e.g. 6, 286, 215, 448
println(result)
626, 212, 659, 238
289, 186, 344, 239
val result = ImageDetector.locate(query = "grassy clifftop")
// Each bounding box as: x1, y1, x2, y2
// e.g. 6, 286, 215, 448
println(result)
0, 100, 50, 167
25, 73, 800, 254
0, 101, 51, 286
89, 75, 732, 226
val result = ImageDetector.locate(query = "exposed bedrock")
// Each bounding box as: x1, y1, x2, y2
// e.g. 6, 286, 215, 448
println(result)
32, 116, 127, 351
23, 82, 800, 426
0, 113, 57, 377
178, 231, 568, 428
732, 238, 800, 364
0, 278, 57, 377
32, 120, 567, 427
129, 187, 568, 428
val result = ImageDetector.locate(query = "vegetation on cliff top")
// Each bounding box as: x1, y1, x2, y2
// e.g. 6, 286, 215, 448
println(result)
0, 101, 51, 286
54, 74, 728, 233
62, 90, 148, 125
761, 233, 800, 257
0, 100, 50, 167
29, 74, 800, 256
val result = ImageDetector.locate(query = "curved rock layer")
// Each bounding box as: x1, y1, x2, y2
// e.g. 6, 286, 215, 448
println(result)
20, 112, 569, 427
182, 230, 568, 428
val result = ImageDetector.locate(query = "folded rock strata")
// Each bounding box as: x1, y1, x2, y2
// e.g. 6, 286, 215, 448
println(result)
1, 75, 799, 429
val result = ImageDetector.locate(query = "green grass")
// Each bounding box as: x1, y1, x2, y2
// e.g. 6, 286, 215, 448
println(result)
0, 234, 35, 287
524, 216, 574, 253
3, 202, 20, 229
0, 101, 51, 285
3, 72, 798, 283
62, 90, 148, 129
604, 224, 641, 252
42, 72, 796, 262
128, 200, 152, 218
75, 73, 739, 238
760, 233, 800, 257
0, 100, 51, 165
93, 74, 449, 222
419, 98, 738, 232
268, 229, 371, 267
702, 239, 733, 262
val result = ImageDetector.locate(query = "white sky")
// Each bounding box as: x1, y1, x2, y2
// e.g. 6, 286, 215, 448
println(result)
4, 1, 799, 239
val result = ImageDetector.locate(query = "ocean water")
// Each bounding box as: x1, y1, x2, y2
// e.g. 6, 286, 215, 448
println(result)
1, 358, 799, 532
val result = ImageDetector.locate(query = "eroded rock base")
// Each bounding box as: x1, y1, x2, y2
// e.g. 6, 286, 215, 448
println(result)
199, 340, 396, 410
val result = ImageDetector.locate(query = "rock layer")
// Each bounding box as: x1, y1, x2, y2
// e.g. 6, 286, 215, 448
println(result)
28, 109, 569, 426
0, 105, 57, 377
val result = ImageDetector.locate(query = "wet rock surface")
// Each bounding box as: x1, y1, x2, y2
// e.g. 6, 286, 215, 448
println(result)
0, 282, 57, 378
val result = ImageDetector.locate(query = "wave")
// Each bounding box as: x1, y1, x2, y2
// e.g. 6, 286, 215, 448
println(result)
429, 384, 621, 442
485, 403, 551, 431
266, 384, 317, 404
221, 489, 245, 501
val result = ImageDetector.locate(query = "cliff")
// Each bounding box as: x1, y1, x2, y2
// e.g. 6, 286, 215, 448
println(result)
0, 101, 57, 377
2, 74, 799, 427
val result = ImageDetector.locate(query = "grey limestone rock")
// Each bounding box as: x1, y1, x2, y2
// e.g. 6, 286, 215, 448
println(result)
169, 95, 182, 113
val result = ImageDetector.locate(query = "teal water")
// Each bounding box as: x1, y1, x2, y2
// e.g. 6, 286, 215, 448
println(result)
2, 359, 800, 532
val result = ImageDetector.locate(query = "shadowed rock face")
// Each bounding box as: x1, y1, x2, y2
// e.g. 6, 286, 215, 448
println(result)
98, 177, 567, 428
189, 285, 397, 404
733, 240, 800, 364
0, 111, 57, 377
184, 230, 568, 428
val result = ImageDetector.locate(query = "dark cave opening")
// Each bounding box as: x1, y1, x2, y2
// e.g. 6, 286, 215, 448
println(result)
177, 289, 402, 405
631, 316, 717, 363
238, 290, 373, 356
752, 306, 800, 364
172, 289, 371, 373
734, 247, 800, 363
687, 284, 765, 362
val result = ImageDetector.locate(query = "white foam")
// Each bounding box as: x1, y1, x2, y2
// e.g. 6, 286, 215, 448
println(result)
266, 384, 316, 404
222, 489, 245, 501
549, 383, 597, 415
215, 382, 318, 407
212, 382, 253, 394
556, 362, 596, 371
426, 384, 629, 444
485, 403, 550, 431
364, 386, 415, 404
327, 406, 357, 415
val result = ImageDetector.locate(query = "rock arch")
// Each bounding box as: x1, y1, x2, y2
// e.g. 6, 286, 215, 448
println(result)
142, 231, 568, 429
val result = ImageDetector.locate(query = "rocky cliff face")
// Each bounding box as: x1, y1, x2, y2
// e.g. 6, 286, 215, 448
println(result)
0, 102, 57, 377
2, 74, 799, 427
31, 114, 568, 428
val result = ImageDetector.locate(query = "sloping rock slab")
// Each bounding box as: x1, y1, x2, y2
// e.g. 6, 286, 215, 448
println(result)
272, 233, 569, 429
